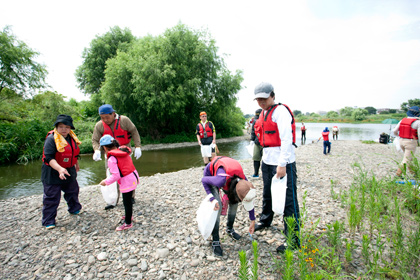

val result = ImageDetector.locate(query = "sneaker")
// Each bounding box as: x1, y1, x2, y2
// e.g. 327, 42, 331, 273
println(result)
212, 241, 223, 257
226, 229, 241, 240
254, 223, 269, 231
70, 210, 80, 215
276, 243, 299, 254
251, 174, 259, 178
45, 224, 56, 230
116, 223, 133, 231
104, 205, 115, 210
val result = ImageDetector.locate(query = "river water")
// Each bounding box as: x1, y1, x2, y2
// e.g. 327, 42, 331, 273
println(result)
0, 123, 396, 200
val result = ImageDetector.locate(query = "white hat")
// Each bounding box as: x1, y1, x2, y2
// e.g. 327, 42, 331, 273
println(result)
254, 82, 274, 99
236, 180, 256, 211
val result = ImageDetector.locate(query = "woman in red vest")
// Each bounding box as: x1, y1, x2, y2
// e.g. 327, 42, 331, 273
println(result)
393, 106, 420, 176
318, 127, 331, 155
41, 115, 82, 229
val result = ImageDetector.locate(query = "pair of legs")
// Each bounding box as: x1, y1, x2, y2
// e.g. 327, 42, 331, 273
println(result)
122, 191, 134, 225
252, 143, 263, 176
323, 141, 331, 154
42, 180, 82, 226
333, 132, 338, 140
396, 138, 418, 176
301, 131, 306, 142
259, 162, 300, 249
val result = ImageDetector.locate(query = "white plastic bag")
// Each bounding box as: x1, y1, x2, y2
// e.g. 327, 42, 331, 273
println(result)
394, 137, 402, 153
196, 194, 218, 240
200, 145, 212, 157
101, 168, 118, 206
246, 141, 255, 157
271, 174, 288, 215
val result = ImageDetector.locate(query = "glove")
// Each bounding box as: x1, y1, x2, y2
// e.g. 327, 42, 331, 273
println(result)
93, 150, 102, 161
134, 147, 142, 159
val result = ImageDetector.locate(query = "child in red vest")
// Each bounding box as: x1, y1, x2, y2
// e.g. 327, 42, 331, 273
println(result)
99, 135, 139, 231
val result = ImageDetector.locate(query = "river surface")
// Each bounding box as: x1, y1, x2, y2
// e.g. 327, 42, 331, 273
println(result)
0, 123, 396, 200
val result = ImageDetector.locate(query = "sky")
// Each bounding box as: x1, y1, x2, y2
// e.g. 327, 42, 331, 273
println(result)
2, 0, 420, 115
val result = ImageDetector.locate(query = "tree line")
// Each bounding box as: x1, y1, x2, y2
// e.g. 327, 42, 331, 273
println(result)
0, 24, 245, 164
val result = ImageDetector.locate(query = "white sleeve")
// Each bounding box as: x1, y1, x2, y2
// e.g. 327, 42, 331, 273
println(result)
272, 106, 293, 167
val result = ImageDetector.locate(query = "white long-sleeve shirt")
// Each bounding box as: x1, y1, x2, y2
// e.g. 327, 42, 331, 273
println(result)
261, 105, 296, 167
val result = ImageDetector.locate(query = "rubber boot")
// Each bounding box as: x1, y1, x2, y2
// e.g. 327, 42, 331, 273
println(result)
253, 161, 261, 177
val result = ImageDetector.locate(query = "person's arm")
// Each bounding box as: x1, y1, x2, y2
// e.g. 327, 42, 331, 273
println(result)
92, 121, 104, 151
210, 121, 216, 144
274, 106, 293, 178
100, 157, 121, 186
201, 167, 227, 197
393, 121, 401, 136
121, 116, 141, 148
196, 124, 202, 145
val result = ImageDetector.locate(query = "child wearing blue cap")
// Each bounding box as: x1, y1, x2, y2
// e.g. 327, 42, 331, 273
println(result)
99, 135, 139, 231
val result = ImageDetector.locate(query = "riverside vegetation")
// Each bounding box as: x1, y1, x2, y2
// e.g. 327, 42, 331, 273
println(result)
1, 140, 419, 279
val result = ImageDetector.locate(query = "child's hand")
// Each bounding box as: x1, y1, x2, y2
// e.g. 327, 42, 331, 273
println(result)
99, 180, 106, 186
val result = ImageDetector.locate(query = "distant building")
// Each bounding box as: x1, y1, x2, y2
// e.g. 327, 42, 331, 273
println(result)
317, 111, 327, 116
377, 108, 390, 114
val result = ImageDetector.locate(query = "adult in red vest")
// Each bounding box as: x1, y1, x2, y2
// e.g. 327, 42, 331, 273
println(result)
300, 122, 307, 143
318, 127, 331, 155
196, 111, 216, 165
393, 106, 420, 176
41, 115, 82, 229
92, 104, 142, 210
253, 82, 300, 254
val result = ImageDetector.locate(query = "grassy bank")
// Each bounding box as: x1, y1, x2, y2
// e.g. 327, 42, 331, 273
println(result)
296, 113, 405, 124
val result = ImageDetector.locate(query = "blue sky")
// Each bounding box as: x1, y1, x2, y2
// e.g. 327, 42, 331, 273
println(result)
2, 0, 420, 115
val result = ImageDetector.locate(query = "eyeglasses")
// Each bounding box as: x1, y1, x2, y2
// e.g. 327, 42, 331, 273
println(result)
201, 115, 207, 117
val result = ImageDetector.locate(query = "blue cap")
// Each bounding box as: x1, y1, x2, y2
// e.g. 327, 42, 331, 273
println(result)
324, 127, 329, 132
407, 106, 420, 117
99, 104, 115, 115
100, 135, 114, 146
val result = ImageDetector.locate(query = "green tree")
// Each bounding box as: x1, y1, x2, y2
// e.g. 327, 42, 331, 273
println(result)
29, 91, 81, 122
293, 110, 302, 116
0, 26, 47, 96
326, 110, 339, 118
352, 108, 368, 121
75, 26, 135, 96
339, 106, 354, 116
364, 106, 377, 115
101, 23, 244, 139
400, 98, 420, 112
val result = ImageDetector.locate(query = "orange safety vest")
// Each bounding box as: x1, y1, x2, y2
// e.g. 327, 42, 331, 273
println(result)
198, 122, 214, 139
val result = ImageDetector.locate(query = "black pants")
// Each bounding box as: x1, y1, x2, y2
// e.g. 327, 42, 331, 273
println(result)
122, 191, 133, 224
209, 186, 238, 242
260, 161, 300, 246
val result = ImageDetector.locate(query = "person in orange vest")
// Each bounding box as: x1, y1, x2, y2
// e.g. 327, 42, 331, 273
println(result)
318, 127, 331, 155
41, 114, 82, 229
196, 111, 216, 166
253, 82, 300, 254
332, 125, 339, 140
92, 104, 142, 210
393, 106, 420, 177
300, 122, 307, 143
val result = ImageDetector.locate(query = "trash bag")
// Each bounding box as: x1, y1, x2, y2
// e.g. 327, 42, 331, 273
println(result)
200, 145, 212, 157
196, 194, 218, 240
246, 141, 255, 157
101, 168, 118, 206
393, 137, 402, 153
271, 174, 288, 215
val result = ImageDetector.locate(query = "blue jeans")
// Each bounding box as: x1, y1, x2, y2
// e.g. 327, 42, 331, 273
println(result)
209, 186, 239, 241
323, 141, 331, 154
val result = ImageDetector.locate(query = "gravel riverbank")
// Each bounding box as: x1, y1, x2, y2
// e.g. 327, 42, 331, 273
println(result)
0, 140, 412, 280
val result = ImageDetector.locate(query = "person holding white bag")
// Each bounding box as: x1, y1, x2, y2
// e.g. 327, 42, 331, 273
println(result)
253, 82, 300, 254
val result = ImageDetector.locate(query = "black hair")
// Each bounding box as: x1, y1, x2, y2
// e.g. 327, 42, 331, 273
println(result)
103, 139, 120, 150
225, 175, 241, 204
270, 91, 275, 98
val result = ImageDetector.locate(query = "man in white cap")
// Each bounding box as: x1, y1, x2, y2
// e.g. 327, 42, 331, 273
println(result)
92, 104, 142, 209
253, 82, 300, 254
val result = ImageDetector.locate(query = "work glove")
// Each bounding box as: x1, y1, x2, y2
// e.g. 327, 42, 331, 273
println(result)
134, 147, 142, 159
93, 150, 102, 161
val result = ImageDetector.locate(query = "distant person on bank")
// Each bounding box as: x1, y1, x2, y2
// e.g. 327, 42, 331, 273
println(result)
250, 109, 263, 178
99, 135, 139, 231
196, 111, 216, 166
332, 126, 339, 140
318, 127, 331, 155
301, 122, 307, 143
253, 82, 300, 254
201, 156, 256, 257
41, 115, 82, 229
92, 104, 142, 210
393, 106, 420, 177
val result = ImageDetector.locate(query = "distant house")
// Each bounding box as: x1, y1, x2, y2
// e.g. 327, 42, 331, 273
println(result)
377, 108, 391, 114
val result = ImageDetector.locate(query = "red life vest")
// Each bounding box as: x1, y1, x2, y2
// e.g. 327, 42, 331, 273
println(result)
198, 122, 214, 139
107, 147, 136, 177
322, 131, 330, 141
399, 118, 418, 139
42, 130, 80, 168
301, 125, 306, 131
102, 115, 132, 145
254, 103, 296, 147
209, 156, 245, 191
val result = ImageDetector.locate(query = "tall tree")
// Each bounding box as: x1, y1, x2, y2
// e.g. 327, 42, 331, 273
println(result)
0, 26, 47, 96
364, 106, 377, 115
101, 24, 244, 139
75, 26, 135, 96
400, 98, 420, 112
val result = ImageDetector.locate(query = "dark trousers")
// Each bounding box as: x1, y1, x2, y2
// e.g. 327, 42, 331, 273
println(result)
122, 191, 134, 224
323, 141, 331, 154
42, 180, 82, 226
210, 186, 238, 241
260, 162, 300, 246
301, 131, 306, 141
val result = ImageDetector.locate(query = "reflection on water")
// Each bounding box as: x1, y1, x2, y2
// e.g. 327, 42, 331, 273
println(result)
0, 123, 397, 200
